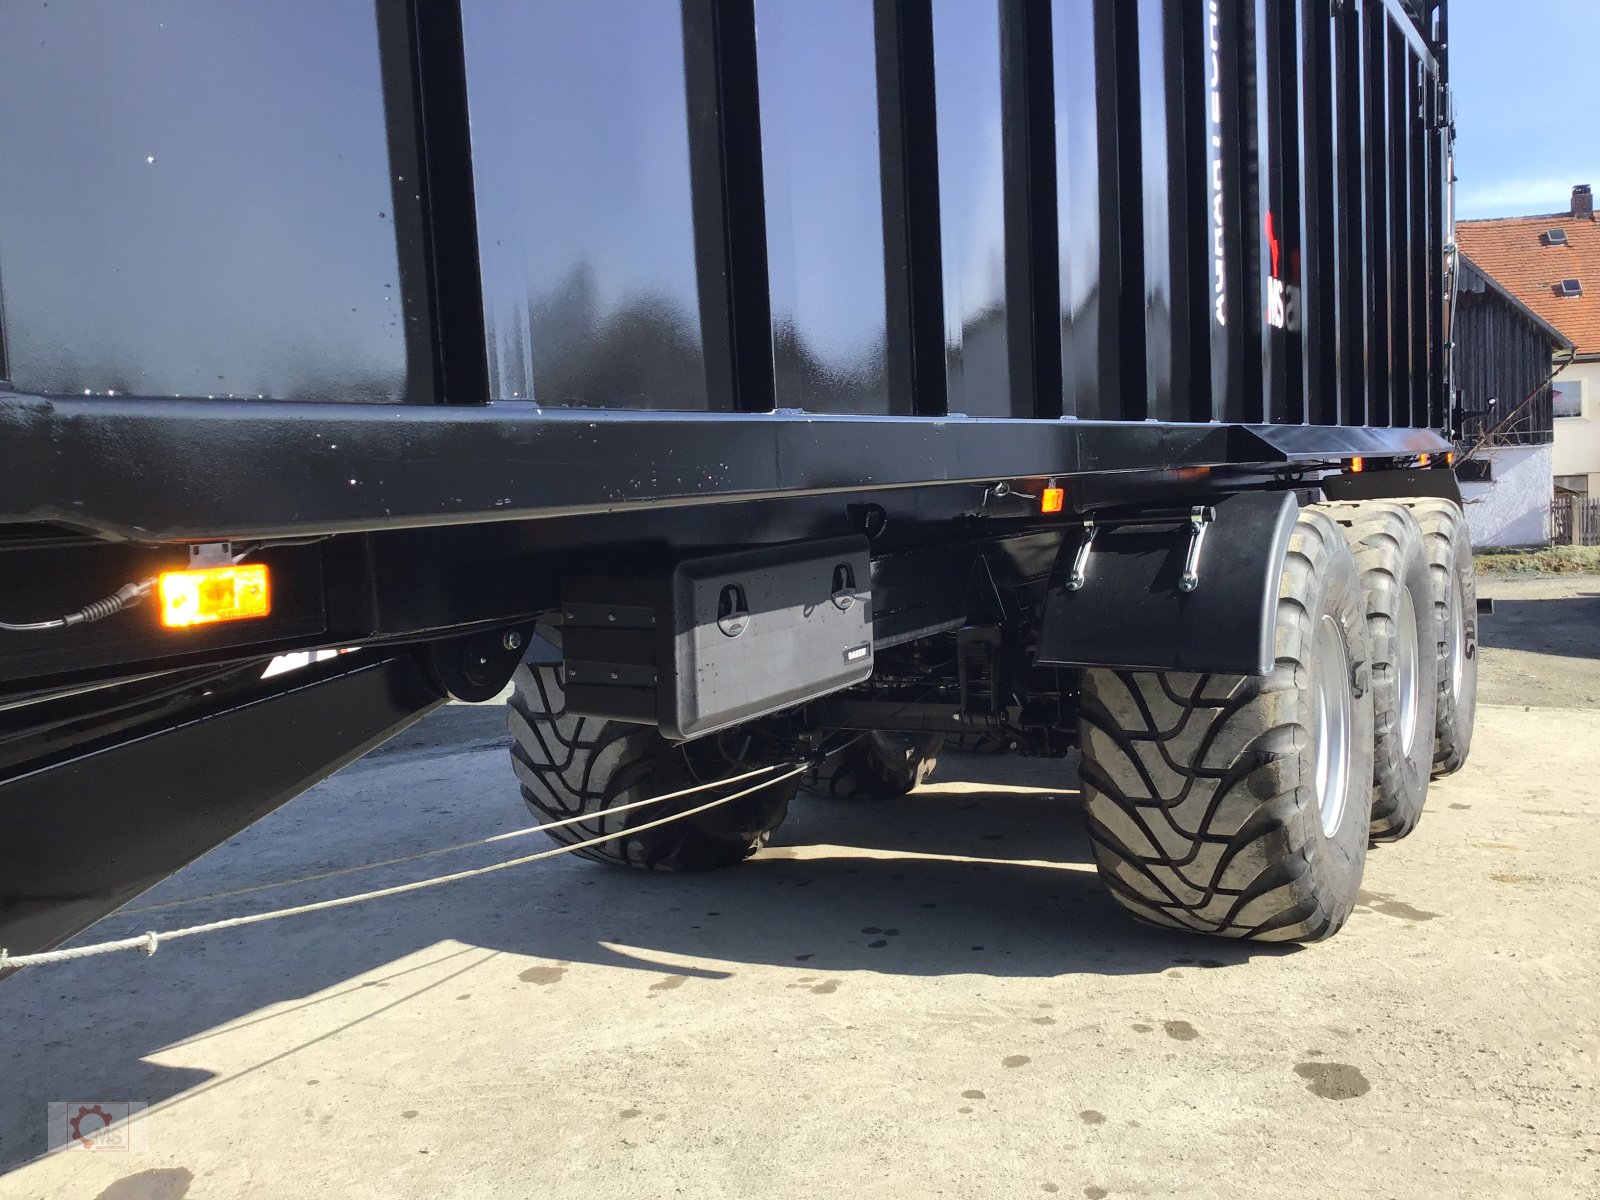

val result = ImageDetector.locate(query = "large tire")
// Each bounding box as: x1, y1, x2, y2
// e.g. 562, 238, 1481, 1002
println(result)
1317, 500, 1438, 840
806, 730, 944, 799
1078, 508, 1376, 942
507, 662, 799, 870
1401, 498, 1478, 777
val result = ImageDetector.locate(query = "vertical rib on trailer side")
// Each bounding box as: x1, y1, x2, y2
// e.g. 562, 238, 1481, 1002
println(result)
1298, 0, 1340, 426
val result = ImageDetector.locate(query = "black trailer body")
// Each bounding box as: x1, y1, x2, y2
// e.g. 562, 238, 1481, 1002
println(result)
0, 0, 1470, 960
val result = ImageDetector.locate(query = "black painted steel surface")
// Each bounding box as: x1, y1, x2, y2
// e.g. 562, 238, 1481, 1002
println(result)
0, 1, 1459, 964
0, 652, 444, 960
0, 0, 1450, 429
0, 393, 1448, 544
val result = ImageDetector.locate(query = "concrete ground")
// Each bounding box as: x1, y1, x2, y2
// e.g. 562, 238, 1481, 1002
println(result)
1, 579, 1597, 1199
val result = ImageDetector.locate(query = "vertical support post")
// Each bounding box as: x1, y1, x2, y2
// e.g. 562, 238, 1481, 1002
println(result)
1001, 0, 1062, 420
876, 0, 947, 417
1426, 64, 1447, 430
1094, 0, 1148, 422
1363, 2, 1391, 427
684, 0, 775, 414
1268, 0, 1304, 424
1169, 0, 1214, 423
376, 0, 488, 405
1204, 0, 1248, 423
1299, 0, 1339, 425
1409, 54, 1430, 429
1336, 0, 1370, 427
1430, 0, 1454, 432
0, 247, 9, 383
1388, 26, 1413, 429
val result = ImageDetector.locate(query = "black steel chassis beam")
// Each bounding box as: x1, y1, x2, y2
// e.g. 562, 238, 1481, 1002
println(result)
0, 392, 1449, 544
808, 697, 980, 737
0, 649, 444, 962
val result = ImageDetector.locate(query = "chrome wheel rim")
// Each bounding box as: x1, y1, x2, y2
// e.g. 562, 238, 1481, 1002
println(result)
1396, 589, 1420, 757
1448, 574, 1467, 704
1313, 614, 1354, 839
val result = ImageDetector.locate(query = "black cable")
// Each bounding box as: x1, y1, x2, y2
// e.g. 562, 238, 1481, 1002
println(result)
0, 578, 154, 633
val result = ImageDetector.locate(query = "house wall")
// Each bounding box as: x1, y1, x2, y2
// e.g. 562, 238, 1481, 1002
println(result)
1454, 259, 1557, 445
1460, 443, 1554, 548
1553, 358, 1600, 493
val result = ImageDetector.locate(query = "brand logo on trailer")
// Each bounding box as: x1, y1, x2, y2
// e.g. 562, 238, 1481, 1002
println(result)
1208, 0, 1227, 327
1264, 213, 1298, 331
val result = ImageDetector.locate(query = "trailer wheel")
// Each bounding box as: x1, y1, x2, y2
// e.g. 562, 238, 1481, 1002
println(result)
507, 663, 799, 871
1317, 500, 1438, 840
1401, 498, 1478, 777
806, 730, 943, 799
1078, 508, 1375, 941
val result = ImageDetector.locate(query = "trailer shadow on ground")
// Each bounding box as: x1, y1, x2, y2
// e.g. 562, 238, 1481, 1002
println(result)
1476, 594, 1600, 661
0, 746, 1298, 1170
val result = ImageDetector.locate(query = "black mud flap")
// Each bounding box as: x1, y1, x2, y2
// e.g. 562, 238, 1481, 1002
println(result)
1320, 466, 1462, 505
1035, 491, 1299, 676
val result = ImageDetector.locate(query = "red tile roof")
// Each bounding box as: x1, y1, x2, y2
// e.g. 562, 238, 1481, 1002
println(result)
1457, 210, 1600, 358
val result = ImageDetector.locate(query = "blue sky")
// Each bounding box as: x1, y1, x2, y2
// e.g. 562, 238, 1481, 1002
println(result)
1451, 0, 1600, 219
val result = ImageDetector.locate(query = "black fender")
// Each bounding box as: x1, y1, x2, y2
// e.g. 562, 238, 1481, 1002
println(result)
1035, 491, 1300, 676
1319, 466, 1463, 506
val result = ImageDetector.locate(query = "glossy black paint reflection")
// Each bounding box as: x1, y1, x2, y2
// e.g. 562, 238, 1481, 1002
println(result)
0, 651, 444, 959
0, 391, 1451, 545
1052, 0, 1101, 416
1136, 0, 1175, 419
0, 0, 1452, 430
756, 0, 891, 414
463, 0, 710, 409
0, 2, 427, 403
933, 0, 1012, 417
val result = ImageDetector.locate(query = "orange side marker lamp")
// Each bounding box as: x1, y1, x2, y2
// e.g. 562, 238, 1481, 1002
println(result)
1040, 484, 1066, 515
159, 563, 271, 628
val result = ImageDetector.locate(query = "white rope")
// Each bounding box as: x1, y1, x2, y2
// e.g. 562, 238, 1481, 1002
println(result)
119, 761, 798, 915
0, 762, 808, 972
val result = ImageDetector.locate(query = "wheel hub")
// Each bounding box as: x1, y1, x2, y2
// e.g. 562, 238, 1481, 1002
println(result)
1312, 613, 1354, 839
1396, 588, 1420, 757
1448, 574, 1467, 704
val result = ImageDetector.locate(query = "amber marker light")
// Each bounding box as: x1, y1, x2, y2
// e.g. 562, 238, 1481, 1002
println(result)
159, 563, 271, 628
1041, 486, 1066, 514
1347, 456, 1365, 473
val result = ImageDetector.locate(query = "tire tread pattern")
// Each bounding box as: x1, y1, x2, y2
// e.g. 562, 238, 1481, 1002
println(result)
1078, 509, 1373, 942
805, 731, 944, 800
1315, 500, 1436, 840
507, 663, 796, 871
1401, 498, 1478, 777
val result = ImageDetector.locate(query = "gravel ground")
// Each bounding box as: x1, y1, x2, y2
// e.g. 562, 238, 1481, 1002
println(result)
1476, 574, 1600, 709
0, 579, 1596, 1199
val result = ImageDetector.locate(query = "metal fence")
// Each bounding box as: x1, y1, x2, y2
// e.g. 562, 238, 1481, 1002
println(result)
1550, 497, 1600, 546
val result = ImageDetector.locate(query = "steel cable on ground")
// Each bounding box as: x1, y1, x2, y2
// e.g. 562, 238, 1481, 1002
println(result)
119, 760, 805, 916
0, 760, 810, 972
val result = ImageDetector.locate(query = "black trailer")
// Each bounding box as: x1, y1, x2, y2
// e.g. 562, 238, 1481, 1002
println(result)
0, 0, 1477, 963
